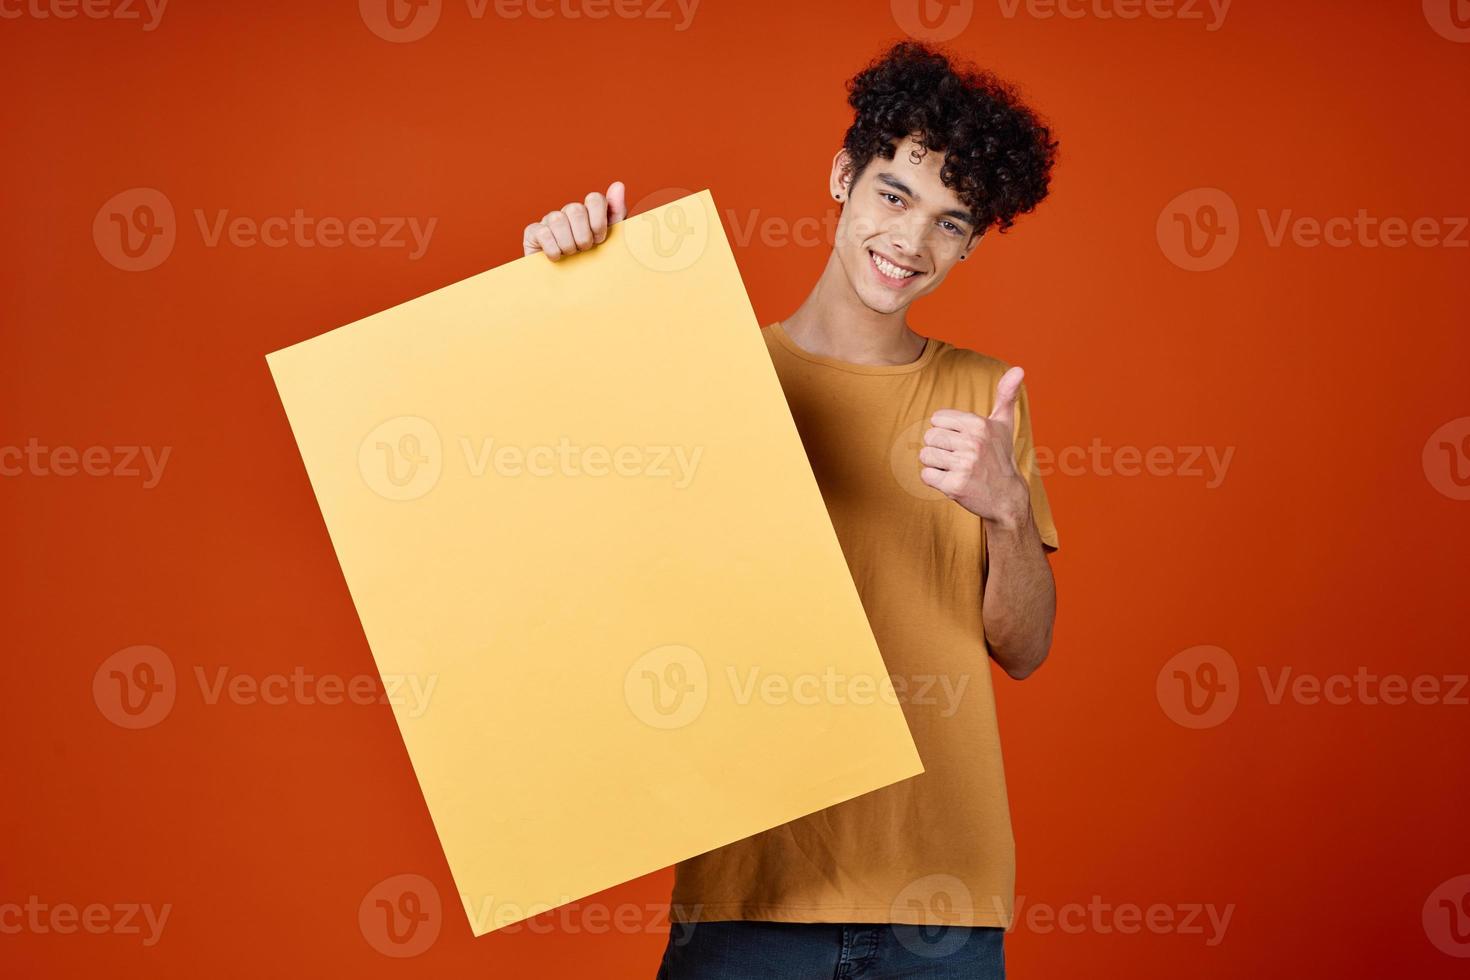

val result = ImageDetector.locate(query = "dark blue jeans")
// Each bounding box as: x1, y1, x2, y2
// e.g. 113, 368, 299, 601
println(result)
655, 920, 1005, 979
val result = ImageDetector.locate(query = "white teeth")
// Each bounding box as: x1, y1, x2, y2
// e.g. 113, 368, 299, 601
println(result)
871, 251, 917, 279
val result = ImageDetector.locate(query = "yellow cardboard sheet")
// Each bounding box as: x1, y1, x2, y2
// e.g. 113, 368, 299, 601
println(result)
266, 190, 923, 935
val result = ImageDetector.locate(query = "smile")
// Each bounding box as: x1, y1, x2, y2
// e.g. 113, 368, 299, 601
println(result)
868, 249, 920, 287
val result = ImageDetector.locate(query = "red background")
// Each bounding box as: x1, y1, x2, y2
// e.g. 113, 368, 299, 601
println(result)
4, 0, 1469, 976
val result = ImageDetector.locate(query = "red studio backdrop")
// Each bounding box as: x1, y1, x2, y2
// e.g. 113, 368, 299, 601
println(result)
3, 1, 1468, 977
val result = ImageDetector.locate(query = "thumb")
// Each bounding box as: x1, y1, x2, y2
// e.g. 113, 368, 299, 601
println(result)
606, 180, 628, 225
988, 366, 1025, 428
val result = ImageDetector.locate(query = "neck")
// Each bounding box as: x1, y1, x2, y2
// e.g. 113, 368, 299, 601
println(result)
780, 251, 927, 366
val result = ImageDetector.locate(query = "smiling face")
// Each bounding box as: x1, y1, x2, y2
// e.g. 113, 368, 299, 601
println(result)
830, 136, 981, 315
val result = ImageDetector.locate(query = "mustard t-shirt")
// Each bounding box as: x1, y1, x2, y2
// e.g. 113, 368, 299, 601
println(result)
670, 321, 1059, 929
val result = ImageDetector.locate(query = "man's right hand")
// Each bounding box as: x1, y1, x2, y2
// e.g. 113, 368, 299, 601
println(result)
522, 181, 628, 261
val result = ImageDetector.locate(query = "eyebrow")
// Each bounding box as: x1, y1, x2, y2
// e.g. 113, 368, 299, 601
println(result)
874, 173, 975, 226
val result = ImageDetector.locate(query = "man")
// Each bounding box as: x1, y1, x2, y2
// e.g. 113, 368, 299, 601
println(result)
522, 40, 1059, 980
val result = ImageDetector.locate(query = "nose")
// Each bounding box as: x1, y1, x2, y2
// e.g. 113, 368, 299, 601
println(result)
886, 211, 930, 260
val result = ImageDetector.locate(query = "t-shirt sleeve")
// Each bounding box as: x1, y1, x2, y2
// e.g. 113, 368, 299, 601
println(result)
1011, 380, 1059, 551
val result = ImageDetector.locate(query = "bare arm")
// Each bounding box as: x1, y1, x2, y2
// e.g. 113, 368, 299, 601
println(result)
980, 505, 1056, 679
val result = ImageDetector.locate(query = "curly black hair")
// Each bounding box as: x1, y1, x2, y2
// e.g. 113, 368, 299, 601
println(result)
841, 41, 1058, 236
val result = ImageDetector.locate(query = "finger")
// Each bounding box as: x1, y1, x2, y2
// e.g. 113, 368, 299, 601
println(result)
918, 446, 958, 469
522, 222, 547, 257
529, 224, 564, 261
544, 211, 577, 255
930, 408, 985, 435
920, 467, 958, 494
607, 180, 628, 224
585, 191, 610, 243
563, 202, 594, 251
988, 366, 1025, 427
923, 427, 969, 451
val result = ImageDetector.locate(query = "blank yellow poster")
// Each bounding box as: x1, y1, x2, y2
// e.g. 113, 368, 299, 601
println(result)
266, 189, 923, 936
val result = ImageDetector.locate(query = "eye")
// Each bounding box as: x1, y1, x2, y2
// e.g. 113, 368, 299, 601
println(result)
881, 192, 903, 206
939, 220, 962, 235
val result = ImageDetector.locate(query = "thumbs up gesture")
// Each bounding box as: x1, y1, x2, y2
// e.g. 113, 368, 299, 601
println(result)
919, 366, 1032, 529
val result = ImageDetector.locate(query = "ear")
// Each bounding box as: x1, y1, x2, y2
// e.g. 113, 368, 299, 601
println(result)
830, 149, 854, 201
